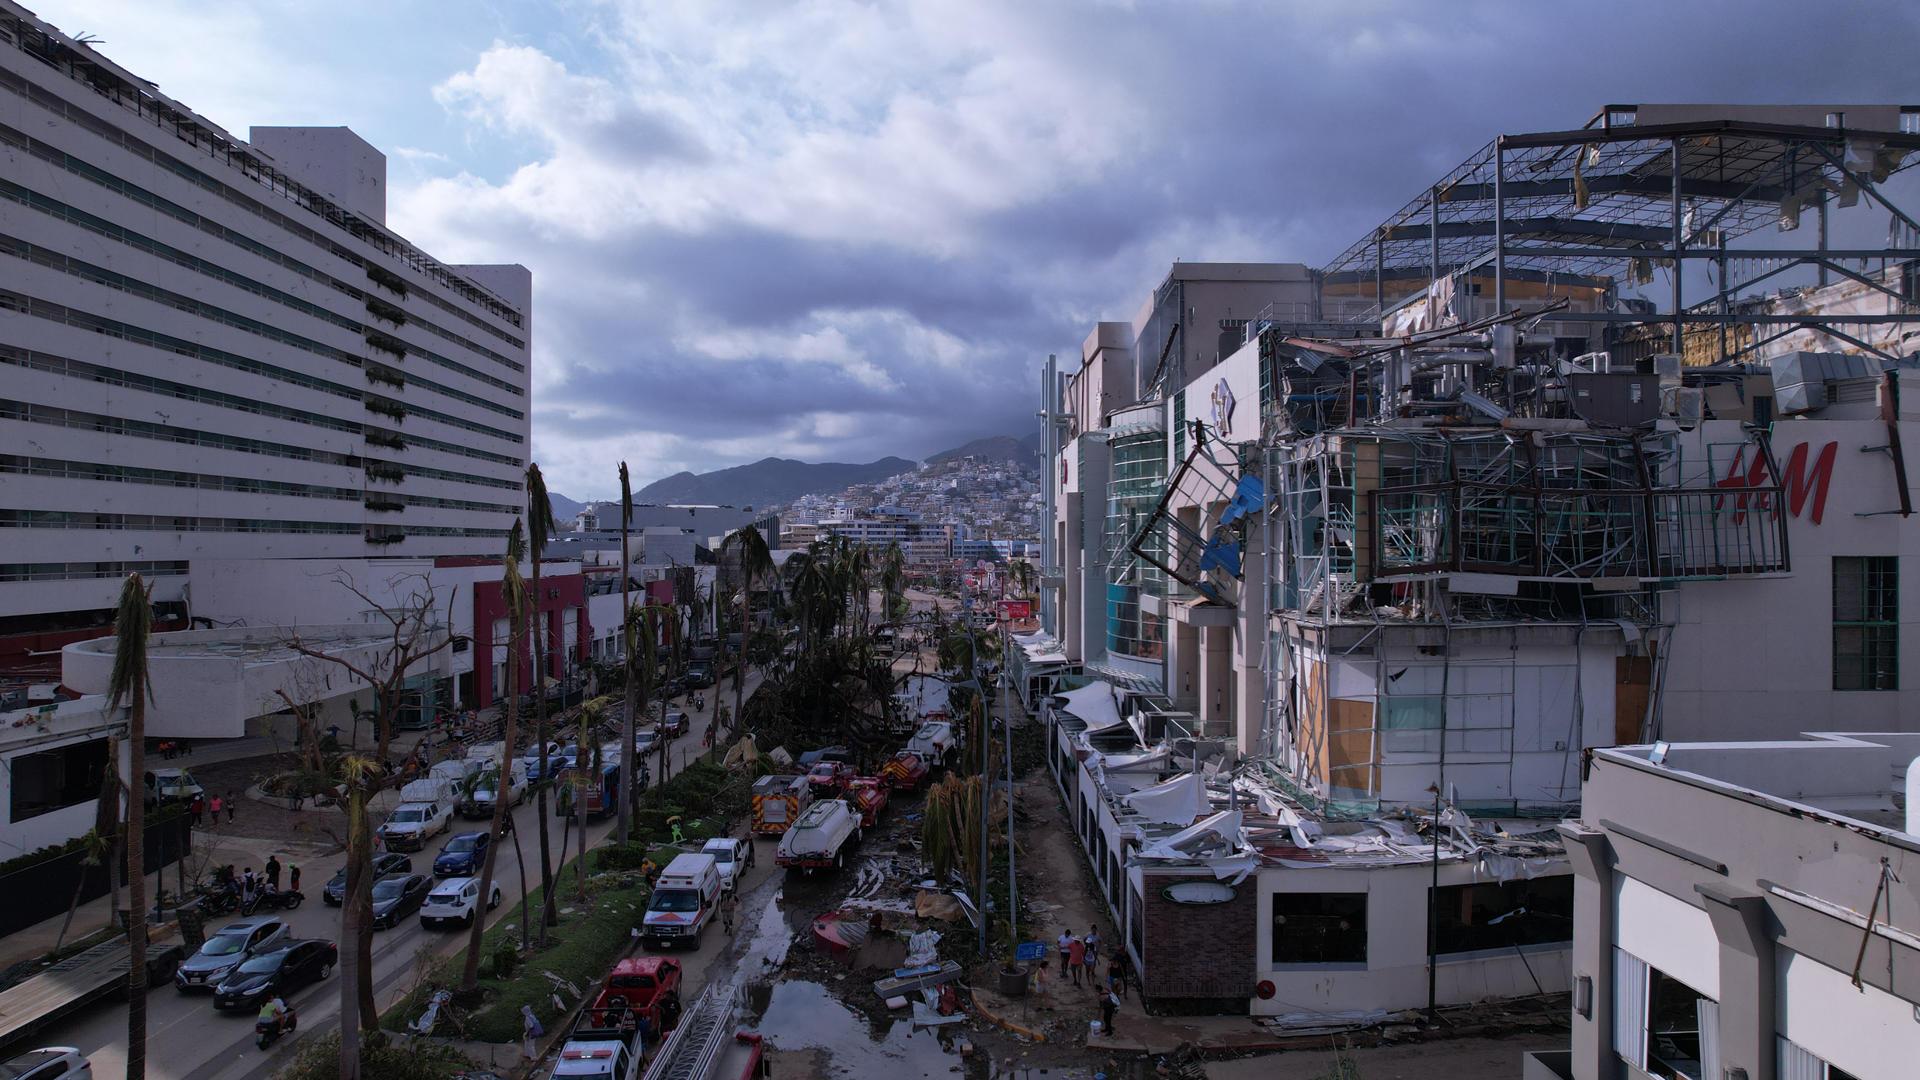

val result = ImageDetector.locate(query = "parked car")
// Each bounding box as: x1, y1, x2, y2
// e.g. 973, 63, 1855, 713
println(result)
377, 801, 451, 851
210, 939, 337, 1011
323, 853, 412, 905
0, 1048, 92, 1080
458, 761, 529, 818
146, 768, 204, 803
700, 837, 750, 895
433, 831, 493, 878
520, 741, 567, 781
420, 876, 502, 929
369, 873, 434, 929
658, 709, 688, 738
633, 728, 660, 757
805, 760, 856, 794
174, 918, 289, 992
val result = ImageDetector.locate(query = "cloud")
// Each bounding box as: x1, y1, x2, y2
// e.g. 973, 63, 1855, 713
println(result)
37, 0, 1920, 501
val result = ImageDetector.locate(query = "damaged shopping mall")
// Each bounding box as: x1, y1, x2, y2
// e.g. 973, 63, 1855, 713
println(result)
1024, 103, 1920, 1022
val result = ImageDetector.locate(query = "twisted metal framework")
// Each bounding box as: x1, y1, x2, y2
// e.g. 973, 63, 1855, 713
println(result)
1322, 107, 1920, 362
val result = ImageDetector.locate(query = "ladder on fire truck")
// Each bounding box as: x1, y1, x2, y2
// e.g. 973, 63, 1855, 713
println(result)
641, 983, 738, 1080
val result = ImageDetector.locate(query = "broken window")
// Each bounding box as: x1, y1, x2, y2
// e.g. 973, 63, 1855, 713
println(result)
10, 737, 108, 821
1833, 556, 1897, 690
1429, 876, 1573, 955
1271, 892, 1367, 966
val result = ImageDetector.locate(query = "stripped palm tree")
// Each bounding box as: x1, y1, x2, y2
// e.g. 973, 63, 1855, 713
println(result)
106, 574, 153, 1080
624, 603, 659, 828
462, 520, 527, 991
616, 463, 635, 846
574, 699, 604, 900
720, 525, 772, 737
881, 542, 907, 624
525, 463, 560, 936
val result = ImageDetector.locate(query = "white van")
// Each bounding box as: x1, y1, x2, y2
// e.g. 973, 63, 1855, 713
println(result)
640, 853, 720, 950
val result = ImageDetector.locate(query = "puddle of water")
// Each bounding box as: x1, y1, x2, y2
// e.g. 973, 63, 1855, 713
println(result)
748, 978, 995, 1079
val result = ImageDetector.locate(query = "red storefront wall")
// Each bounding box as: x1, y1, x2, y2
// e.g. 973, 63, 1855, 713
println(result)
469, 569, 590, 712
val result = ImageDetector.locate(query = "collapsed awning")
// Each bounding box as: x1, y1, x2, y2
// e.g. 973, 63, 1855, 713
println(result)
1122, 771, 1210, 826
1055, 680, 1124, 732
1137, 809, 1258, 881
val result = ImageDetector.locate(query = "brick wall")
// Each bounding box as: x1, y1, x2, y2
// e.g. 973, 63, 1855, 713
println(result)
1139, 870, 1256, 1002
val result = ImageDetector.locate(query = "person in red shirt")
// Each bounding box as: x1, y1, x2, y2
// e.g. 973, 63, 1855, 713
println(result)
1066, 933, 1086, 987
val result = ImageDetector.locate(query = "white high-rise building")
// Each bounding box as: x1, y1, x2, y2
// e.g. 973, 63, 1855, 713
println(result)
0, 3, 531, 645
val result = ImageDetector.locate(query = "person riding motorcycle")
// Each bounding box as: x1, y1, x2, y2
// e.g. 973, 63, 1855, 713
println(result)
258, 996, 290, 1032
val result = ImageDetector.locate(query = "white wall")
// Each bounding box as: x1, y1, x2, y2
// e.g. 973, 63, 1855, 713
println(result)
1663, 418, 1920, 738
1777, 949, 1920, 1079
0, 698, 129, 857
1253, 860, 1573, 1014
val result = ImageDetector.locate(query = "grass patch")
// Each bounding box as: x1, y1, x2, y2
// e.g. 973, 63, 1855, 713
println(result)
380, 759, 752, 1043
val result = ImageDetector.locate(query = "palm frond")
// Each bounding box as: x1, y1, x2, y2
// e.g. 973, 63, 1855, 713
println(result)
106, 572, 153, 710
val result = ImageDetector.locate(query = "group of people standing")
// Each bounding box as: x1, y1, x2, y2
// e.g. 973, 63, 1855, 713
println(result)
188, 791, 238, 827
1049, 926, 1128, 1036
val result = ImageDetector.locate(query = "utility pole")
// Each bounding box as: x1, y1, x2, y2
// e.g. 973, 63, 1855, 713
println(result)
976, 640, 990, 959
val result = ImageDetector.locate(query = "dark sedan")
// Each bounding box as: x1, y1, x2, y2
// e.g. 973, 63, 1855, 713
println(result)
369, 873, 433, 929
211, 939, 337, 1011
433, 832, 492, 878
322, 853, 413, 906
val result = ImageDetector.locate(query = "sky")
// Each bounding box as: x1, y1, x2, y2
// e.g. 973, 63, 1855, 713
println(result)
30, 0, 1919, 499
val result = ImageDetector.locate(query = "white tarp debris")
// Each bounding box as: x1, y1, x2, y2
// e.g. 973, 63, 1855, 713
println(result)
1056, 681, 1124, 732
1476, 852, 1560, 882
1098, 744, 1174, 773
1137, 809, 1258, 881
904, 929, 942, 968
1122, 771, 1210, 826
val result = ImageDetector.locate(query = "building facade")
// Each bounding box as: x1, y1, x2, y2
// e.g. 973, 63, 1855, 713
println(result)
0, 3, 531, 680
1538, 733, 1920, 1080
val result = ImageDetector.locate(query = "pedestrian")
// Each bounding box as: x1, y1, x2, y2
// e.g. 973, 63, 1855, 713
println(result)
1100, 985, 1119, 1038
289, 864, 301, 893
1107, 954, 1126, 1000
1083, 928, 1102, 987
208, 794, 222, 823
520, 1004, 543, 1063
1066, 933, 1086, 987
265, 855, 282, 891
1056, 929, 1072, 974
1032, 958, 1048, 993
226, 791, 237, 822
722, 892, 738, 934
190, 795, 204, 827
240, 867, 256, 905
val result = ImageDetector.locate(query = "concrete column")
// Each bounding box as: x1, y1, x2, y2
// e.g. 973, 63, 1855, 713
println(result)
1171, 619, 1200, 710
1559, 823, 1616, 1080
1696, 882, 1776, 1080
1199, 626, 1231, 737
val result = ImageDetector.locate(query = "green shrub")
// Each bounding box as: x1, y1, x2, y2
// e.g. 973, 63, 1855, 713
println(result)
594, 841, 652, 871
275, 1031, 476, 1080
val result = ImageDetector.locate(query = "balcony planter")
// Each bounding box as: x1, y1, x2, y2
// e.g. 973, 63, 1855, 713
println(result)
366, 264, 409, 297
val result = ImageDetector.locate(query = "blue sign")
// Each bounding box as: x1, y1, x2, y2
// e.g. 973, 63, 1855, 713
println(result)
1014, 941, 1047, 962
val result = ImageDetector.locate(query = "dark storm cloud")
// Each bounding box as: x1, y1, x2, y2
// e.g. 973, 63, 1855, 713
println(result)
406, 0, 1920, 496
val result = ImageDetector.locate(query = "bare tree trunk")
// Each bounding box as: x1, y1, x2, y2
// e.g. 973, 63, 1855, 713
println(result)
461, 660, 519, 990
511, 812, 532, 953
339, 782, 371, 1080
618, 528, 633, 846
732, 573, 749, 738
575, 713, 590, 900
125, 699, 148, 1080
532, 590, 557, 938
54, 869, 86, 953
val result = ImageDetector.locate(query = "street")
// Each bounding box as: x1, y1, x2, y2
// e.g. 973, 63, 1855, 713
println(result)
29, 674, 761, 1080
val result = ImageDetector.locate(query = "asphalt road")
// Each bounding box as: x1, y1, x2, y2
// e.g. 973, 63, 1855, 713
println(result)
32, 673, 762, 1080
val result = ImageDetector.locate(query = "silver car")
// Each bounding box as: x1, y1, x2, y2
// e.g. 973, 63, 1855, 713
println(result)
173, 917, 288, 993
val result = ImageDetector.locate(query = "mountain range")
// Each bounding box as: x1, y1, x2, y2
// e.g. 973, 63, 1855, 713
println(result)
549, 430, 1037, 516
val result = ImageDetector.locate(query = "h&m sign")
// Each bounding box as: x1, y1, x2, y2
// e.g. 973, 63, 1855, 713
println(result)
1716, 440, 1838, 525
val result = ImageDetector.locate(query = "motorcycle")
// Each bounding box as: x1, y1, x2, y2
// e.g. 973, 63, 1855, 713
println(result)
201, 882, 241, 916
241, 887, 305, 915
692, 692, 706, 712
255, 1004, 297, 1050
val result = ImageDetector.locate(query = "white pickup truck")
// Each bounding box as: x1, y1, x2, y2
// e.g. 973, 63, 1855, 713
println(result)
549, 1023, 642, 1080
377, 801, 451, 851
